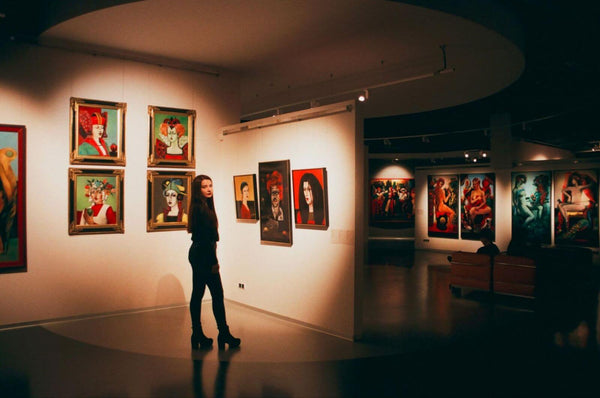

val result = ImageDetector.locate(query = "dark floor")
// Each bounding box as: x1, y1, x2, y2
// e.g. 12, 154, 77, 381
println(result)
1, 249, 599, 397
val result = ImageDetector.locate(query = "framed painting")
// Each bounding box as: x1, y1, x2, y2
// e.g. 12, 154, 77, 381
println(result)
147, 170, 193, 232
70, 97, 126, 165
427, 175, 458, 238
511, 171, 552, 244
258, 160, 292, 246
369, 178, 415, 227
148, 105, 195, 168
292, 168, 329, 230
233, 174, 259, 221
460, 173, 495, 240
554, 169, 598, 247
68, 168, 124, 235
0, 124, 26, 272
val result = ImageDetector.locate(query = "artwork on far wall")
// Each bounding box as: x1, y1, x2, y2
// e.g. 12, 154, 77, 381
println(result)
148, 105, 195, 168
258, 160, 292, 246
70, 97, 126, 165
233, 174, 259, 221
292, 168, 329, 230
460, 173, 495, 240
369, 178, 415, 227
68, 168, 124, 235
511, 171, 552, 244
147, 170, 193, 232
554, 169, 598, 247
0, 124, 26, 271
427, 175, 458, 238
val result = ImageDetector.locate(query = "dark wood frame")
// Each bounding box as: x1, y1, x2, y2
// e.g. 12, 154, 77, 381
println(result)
233, 174, 259, 221
292, 167, 329, 230
258, 160, 293, 246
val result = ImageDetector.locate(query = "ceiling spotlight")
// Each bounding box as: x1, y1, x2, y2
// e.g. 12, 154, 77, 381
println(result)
482, 152, 487, 158
473, 158, 478, 163
358, 89, 369, 102
464, 152, 469, 158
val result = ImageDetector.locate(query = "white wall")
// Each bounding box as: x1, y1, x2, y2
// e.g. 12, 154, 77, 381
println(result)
0, 42, 240, 326
214, 101, 362, 339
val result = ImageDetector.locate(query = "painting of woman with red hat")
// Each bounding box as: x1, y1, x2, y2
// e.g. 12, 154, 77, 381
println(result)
77, 106, 118, 157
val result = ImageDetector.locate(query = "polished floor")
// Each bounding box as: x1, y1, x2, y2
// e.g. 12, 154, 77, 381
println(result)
1, 249, 600, 397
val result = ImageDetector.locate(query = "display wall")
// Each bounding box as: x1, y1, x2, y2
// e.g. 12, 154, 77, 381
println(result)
215, 101, 364, 339
0, 41, 240, 326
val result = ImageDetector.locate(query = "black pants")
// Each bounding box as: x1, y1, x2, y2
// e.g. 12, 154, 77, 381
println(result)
189, 268, 228, 331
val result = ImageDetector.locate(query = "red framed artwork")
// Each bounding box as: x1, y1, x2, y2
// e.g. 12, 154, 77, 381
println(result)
0, 124, 26, 272
292, 168, 329, 230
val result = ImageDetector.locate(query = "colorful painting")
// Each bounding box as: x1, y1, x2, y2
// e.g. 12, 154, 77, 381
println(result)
148, 105, 195, 168
233, 174, 259, 221
370, 178, 415, 227
0, 125, 26, 271
427, 175, 458, 238
554, 170, 598, 247
259, 160, 292, 246
292, 168, 329, 230
511, 171, 552, 244
147, 171, 193, 232
70, 97, 126, 165
460, 173, 495, 240
69, 169, 124, 235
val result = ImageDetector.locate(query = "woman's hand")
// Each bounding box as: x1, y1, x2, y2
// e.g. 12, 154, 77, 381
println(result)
211, 264, 220, 274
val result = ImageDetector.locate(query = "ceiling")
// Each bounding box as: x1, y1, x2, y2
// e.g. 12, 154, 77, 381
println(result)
0, 0, 597, 157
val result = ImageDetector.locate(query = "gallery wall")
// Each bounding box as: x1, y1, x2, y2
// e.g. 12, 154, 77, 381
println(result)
213, 101, 364, 339
0, 42, 240, 326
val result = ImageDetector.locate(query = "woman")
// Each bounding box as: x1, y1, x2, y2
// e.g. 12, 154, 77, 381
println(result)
188, 175, 240, 349
239, 181, 252, 219
297, 172, 324, 225
156, 178, 188, 223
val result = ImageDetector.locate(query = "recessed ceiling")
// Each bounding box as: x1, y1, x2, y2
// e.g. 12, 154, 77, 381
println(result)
36, 0, 525, 119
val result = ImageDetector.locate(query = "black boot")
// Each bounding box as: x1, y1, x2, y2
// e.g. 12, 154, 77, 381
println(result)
217, 326, 241, 350
191, 325, 213, 349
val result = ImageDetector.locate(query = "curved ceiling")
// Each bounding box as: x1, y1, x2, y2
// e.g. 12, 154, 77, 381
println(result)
32, 0, 524, 119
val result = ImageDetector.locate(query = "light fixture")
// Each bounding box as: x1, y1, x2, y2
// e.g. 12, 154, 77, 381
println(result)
463, 149, 489, 163
358, 89, 369, 102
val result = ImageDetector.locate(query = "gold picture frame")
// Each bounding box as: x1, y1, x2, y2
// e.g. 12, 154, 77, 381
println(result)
69, 97, 126, 166
148, 105, 195, 168
68, 168, 124, 235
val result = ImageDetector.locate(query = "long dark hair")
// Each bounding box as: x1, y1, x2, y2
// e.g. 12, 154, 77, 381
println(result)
298, 172, 324, 224
188, 174, 218, 233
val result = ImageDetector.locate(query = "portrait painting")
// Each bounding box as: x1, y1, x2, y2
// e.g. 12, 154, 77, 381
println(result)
70, 97, 126, 165
370, 178, 415, 227
292, 168, 329, 230
554, 169, 598, 247
427, 174, 458, 238
258, 160, 292, 246
69, 169, 124, 235
460, 173, 495, 240
147, 171, 193, 232
511, 171, 552, 244
148, 105, 195, 168
0, 124, 26, 271
233, 174, 259, 221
